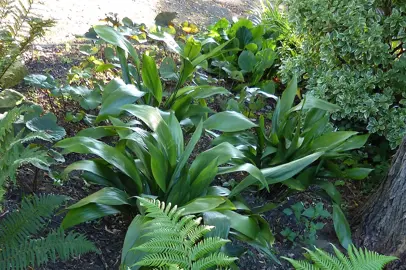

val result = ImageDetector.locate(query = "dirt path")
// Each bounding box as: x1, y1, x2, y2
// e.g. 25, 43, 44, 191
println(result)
38, 0, 251, 44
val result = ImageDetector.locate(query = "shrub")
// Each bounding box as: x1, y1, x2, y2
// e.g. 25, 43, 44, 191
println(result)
280, 0, 406, 148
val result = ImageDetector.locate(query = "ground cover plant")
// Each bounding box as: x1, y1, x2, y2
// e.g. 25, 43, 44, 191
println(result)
1, 1, 405, 270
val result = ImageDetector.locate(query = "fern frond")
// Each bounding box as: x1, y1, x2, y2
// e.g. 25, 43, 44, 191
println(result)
0, 194, 66, 245
0, 228, 97, 270
284, 244, 398, 270
135, 253, 189, 269
190, 237, 230, 260
135, 237, 186, 255
190, 252, 237, 270
348, 244, 398, 270
281, 257, 320, 270
332, 244, 352, 269
135, 197, 236, 270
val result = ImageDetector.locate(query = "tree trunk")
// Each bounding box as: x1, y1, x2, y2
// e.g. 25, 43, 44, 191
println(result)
353, 137, 406, 269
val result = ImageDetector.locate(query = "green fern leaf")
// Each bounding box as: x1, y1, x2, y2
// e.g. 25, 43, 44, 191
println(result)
134, 197, 236, 270
284, 244, 398, 270
0, 228, 97, 270
0, 194, 67, 245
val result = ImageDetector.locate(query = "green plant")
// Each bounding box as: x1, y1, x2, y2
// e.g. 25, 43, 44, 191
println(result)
214, 77, 371, 248
0, 0, 54, 88
280, 0, 406, 148
56, 105, 279, 262
283, 244, 398, 269
90, 23, 231, 123
123, 197, 237, 270
281, 202, 330, 245
203, 18, 278, 87
0, 106, 65, 197
0, 194, 97, 269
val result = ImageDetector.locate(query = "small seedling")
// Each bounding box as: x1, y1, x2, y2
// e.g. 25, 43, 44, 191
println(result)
281, 202, 331, 246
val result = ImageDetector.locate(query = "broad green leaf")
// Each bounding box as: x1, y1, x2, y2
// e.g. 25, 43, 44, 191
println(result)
236, 27, 253, 49
220, 210, 259, 240
169, 121, 203, 189
26, 113, 66, 140
67, 187, 130, 209
228, 19, 253, 37
122, 104, 177, 167
289, 96, 341, 113
121, 104, 164, 131
147, 32, 181, 54
181, 196, 227, 215
309, 131, 358, 153
97, 79, 145, 122
142, 54, 163, 104
335, 134, 369, 152
94, 25, 140, 68
160, 57, 178, 81
204, 111, 257, 132
62, 160, 124, 189
121, 215, 149, 267
77, 126, 118, 139
230, 152, 323, 196
120, 215, 149, 269
203, 211, 231, 238
344, 168, 373, 180
238, 50, 256, 72
145, 140, 168, 192
62, 203, 120, 229
255, 48, 277, 72
192, 39, 233, 66
183, 38, 202, 60
190, 142, 245, 181
175, 85, 230, 99
55, 137, 143, 193
316, 180, 342, 204
279, 76, 298, 118
189, 158, 219, 198
218, 163, 268, 191
333, 204, 352, 249
167, 112, 184, 157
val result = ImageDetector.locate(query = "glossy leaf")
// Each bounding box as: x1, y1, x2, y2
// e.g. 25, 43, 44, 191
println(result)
94, 25, 140, 68
62, 204, 120, 229
230, 152, 323, 196
142, 54, 163, 104
333, 204, 352, 249
96, 79, 145, 122
67, 187, 130, 209
180, 196, 227, 215
55, 136, 143, 193
204, 111, 257, 132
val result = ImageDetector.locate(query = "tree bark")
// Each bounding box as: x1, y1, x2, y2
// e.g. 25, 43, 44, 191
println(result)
353, 137, 406, 269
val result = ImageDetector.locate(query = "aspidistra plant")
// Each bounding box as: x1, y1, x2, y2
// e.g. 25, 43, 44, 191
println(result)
212, 76, 372, 248
56, 104, 279, 263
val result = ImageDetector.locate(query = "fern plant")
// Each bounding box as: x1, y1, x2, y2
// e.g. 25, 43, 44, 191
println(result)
0, 194, 98, 269
132, 197, 237, 270
0, 0, 54, 88
283, 244, 398, 270
0, 106, 61, 199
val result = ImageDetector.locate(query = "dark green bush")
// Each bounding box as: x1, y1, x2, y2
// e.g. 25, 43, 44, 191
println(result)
280, 0, 406, 148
